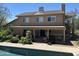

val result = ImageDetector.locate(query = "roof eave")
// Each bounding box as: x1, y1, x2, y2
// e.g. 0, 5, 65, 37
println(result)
16, 12, 64, 17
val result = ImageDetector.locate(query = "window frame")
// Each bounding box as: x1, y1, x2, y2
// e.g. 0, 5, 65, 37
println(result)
24, 17, 30, 23
36, 16, 44, 23
48, 16, 56, 22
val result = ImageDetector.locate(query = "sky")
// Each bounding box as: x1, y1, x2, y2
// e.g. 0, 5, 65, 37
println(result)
3, 3, 79, 22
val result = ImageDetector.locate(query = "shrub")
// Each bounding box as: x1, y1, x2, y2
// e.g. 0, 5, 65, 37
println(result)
19, 36, 29, 44
0, 29, 10, 37
11, 36, 19, 43
27, 37, 32, 44
16, 35, 21, 39
18, 30, 32, 44
26, 31, 32, 44
76, 40, 79, 45
16, 35, 20, 38
0, 29, 12, 42
0, 36, 5, 42
0, 36, 2, 41
77, 41, 79, 45
5, 35, 13, 42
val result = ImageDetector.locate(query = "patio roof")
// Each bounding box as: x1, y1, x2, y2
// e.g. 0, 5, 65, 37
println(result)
10, 26, 66, 30
65, 13, 76, 19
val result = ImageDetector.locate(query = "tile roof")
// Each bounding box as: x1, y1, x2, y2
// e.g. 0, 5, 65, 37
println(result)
16, 10, 64, 16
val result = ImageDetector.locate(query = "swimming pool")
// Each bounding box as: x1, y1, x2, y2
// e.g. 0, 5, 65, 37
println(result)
0, 50, 21, 56
0, 46, 73, 56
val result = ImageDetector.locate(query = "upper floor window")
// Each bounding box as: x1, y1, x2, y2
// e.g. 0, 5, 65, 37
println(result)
24, 17, 30, 23
36, 16, 44, 23
48, 16, 56, 22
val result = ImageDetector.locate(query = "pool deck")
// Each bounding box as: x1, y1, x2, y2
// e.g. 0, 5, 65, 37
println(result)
0, 42, 79, 56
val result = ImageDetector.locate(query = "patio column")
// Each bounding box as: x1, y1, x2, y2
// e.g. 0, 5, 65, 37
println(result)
39, 30, 40, 37
47, 30, 49, 39
33, 30, 35, 39
63, 29, 65, 42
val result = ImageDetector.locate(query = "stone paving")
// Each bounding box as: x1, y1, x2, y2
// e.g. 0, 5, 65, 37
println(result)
0, 42, 79, 56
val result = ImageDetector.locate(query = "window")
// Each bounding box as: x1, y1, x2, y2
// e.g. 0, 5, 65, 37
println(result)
24, 17, 29, 23
48, 16, 56, 22
36, 16, 44, 23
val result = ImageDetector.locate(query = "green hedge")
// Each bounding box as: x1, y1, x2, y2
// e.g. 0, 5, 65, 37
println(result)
18, 37, 29, 44
11, 36, 19, 43
18, 36, 32, 44
5, 35, 13, 42
0, 29, 33, 44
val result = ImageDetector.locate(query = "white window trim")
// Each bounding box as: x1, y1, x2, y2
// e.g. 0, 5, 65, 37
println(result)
48, 16, 56, 22
37, 16, 44, 23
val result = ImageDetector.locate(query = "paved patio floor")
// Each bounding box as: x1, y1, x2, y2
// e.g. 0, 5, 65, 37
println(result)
0, 42, 79, 56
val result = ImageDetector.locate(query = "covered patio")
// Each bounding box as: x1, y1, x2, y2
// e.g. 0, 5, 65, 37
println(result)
10, 26, 66, 43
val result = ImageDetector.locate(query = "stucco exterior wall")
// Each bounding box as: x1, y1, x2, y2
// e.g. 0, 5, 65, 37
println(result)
6, 13, 64, 35
26, 14, 64, 26
10, 14, 64, 26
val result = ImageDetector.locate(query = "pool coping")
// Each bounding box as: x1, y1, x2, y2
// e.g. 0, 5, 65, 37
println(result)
0, 42, 79, 56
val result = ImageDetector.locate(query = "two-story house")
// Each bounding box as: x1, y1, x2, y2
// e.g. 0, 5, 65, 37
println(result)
5, 4, 75, 43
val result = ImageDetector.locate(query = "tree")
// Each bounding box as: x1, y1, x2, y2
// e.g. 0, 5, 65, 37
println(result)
71, 9, 77, 37
74, 16, 79, 29
0, 4, 10, 27
72, 16, 75, 36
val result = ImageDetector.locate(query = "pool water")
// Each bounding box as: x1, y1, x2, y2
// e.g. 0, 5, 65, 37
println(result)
0, 50, 21, 56
0, 46, 73, 56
